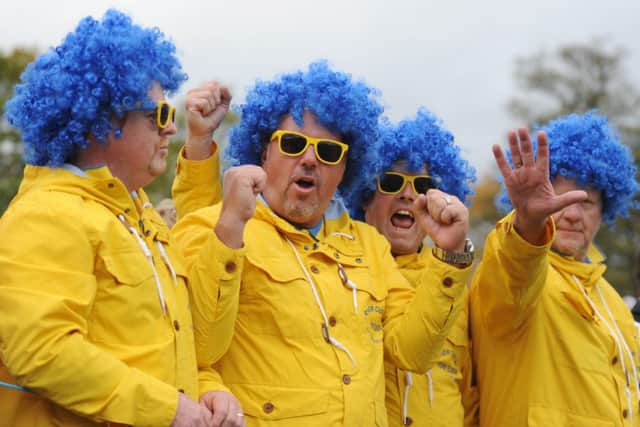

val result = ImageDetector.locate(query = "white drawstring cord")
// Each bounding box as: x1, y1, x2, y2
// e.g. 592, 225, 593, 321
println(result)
330, 231, 355, 240
118, 214, 167, 317
426, 369, 434, 408
337, 264, 359, 313
573, 275, 636, 423
402, 371, 413, 425
156, 241, 178, 286
285, 236, 357, 368
595, 284, 640, 409
330, 231, 359, 313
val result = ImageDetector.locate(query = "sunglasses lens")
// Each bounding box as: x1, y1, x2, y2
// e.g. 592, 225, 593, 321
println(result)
158, 103, 171, 127
414, 177, 437, 194
316, 141, 344, 163
379, 173, 405, 193
279, 133, 308, 155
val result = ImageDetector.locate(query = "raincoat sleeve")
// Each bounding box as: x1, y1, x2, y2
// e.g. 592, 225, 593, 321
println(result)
470, 210, 555, 338
172, 205, 244, 388
0, 204, 178, 427
172, 142, 222, 221
383, 244, 471, 373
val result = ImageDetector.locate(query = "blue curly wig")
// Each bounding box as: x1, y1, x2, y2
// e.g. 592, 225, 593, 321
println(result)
496, 112, 639, 224
226, 60, 383, 193
343, 108, 477, 220
6, 9, 187, 167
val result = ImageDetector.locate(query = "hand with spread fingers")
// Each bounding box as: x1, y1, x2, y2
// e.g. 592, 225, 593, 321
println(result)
493, 128, 587, 244
215, 165, 267, 249
184, 81, 232, 160
414, 189, 469, 252
199, 391, 247, 427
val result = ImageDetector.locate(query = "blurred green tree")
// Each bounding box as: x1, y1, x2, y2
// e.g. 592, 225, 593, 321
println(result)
0, 47, 37, 214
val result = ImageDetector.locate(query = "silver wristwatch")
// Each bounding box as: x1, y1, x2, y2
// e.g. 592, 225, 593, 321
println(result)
432, 238, 474, 267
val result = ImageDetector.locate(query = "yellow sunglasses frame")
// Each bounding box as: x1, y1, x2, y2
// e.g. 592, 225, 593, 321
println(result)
377, 171, 441, 195
155, 100, 176, 129
270, 130, 349, 165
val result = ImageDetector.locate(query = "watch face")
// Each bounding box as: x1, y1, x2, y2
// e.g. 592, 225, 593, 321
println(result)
464, 238, 474, 254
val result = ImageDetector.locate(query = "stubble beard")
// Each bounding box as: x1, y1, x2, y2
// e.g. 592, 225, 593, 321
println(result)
282, 186, 321, 226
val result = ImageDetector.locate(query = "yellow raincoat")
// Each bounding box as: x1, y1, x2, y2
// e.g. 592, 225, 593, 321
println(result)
385, 250, 478, 427
470, 211, 640, 426
172, 144, 222, 221
0, 165, 242, 426
173, 197, 471, 426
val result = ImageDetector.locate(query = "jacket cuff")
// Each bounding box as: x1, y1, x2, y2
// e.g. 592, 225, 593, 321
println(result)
425, 249, 472, 299
175, 143, 220, 184
497, 210, 555, 260
198, 368, 230, 398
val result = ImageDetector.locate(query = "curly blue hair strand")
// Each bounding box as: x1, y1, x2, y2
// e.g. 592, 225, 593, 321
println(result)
496, 112, 639, 224
6, 9, 187, 167
226, 60, 384, 194
344, 108, 477, 220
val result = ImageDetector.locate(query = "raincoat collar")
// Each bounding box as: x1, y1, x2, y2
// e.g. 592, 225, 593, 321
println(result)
550, 244, 607, 289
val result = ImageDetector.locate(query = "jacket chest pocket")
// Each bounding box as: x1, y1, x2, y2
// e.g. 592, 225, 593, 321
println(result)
432, 314, 469, 382
336, 259, 387, 345
89, 250, 172, 345
231, 383, 330, 422
240, 253, 323, 338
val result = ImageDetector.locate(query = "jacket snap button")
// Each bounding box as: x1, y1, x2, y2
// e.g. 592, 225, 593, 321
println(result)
404, 417, 413, 426
442, 277, 454, 287
329, 316, 337, 327
342, 374, 351, 385
173, 320, 180, 331
310, 265, 320, 274
263, 402, 274, 413
225, 262, 236, 273
623, 409, 629, 418
612, 356, 618, 365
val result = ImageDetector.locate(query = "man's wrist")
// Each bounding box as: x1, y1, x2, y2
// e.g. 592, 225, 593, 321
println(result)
185, 135, 215, 160
432, 238, 474, 267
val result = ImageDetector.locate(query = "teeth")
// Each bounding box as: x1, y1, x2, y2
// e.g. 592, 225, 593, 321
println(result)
395, 210, 414, 219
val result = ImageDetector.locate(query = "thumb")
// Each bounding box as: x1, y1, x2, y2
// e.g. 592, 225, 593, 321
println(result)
414, 195, 438, 236
549, 189, 588, 215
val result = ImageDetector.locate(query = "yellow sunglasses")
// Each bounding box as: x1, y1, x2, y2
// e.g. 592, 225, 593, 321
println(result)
153, 100, 176, 129
377, 171, 440, 195
270, 130, 349, 165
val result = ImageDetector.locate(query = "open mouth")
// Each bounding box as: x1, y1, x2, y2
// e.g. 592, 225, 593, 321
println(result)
293, 176, 316, 191
391, 209, 414, 229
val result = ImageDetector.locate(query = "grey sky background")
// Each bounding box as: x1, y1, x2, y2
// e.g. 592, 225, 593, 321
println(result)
2, 0, 639, 177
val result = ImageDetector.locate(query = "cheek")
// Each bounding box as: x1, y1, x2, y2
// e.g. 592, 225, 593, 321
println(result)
364, 198, 390, 228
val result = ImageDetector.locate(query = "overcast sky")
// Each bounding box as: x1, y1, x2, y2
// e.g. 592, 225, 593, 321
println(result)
2, 0, 639, 176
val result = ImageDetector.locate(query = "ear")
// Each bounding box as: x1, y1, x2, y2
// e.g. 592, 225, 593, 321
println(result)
261, 144, 268, 165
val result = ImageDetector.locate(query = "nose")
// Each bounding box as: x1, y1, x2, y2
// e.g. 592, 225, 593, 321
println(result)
560, 202, 583, 222
161, 120, 178, 136
299, 144, 318, 167
399, 179, 416, 201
